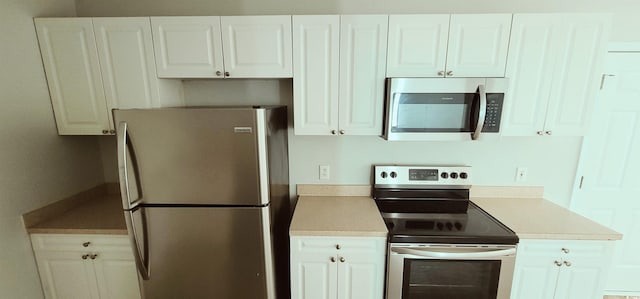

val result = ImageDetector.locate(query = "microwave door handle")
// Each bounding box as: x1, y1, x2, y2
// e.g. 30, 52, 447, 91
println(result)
472, 84, 487, 140
391, 93, 400, 128
391, 247, 516, 259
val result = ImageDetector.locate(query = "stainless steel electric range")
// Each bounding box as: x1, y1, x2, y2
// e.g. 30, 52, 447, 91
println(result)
373, 165, 518, 299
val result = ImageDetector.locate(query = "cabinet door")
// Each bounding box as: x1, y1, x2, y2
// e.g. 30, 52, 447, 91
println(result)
336, 238, 385, 299
446, 14, 512, 78
543, 14, 611, 136
93, 17, 161, 128
290, 237, 338, 299
500, 14, 558, 136
35, 251, 100, 299
292, 15, 340, 135
34, 18, 110, 135
386, 15, 449, 77
93, 251, 141, 299
553, 241, 613, 299
220, 16, 293, 78
338, 15, 388, 135
510, 240, 561, 299
151, 17, 225, 78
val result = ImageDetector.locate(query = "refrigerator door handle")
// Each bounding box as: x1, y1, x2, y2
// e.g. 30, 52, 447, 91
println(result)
117, 121, 142, 210
125, 208, 150, 280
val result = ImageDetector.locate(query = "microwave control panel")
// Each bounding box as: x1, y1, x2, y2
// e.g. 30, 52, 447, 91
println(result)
482, 95, 504, 133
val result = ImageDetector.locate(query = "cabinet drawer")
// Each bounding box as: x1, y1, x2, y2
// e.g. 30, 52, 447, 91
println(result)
31, 234, 132, 253
292, 236, 385, 253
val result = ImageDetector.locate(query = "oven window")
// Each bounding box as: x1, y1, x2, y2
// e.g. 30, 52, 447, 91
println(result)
392, 93, 477, 132
402, 259, 501, 299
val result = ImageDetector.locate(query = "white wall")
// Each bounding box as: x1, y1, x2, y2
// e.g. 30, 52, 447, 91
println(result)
0, 0, 105, 297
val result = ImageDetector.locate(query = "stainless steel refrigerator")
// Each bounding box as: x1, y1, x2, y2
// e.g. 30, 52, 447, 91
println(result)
114, 106, 290, 299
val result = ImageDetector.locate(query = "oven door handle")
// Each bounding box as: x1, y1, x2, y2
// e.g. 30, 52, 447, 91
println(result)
391, 247, 516, 259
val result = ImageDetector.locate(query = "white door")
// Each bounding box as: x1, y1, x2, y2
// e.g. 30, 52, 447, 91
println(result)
338, 15, 388, 136
290, 249, 338, 299
445, 14, 512, 78
220, 16, 293, 78
93, 17, 161, 130
292, 15, 340, 135
386, 14, 449, 78
151, 16, 225, 78
35, 251, 99, 299
92, 251, 141, 299
336, 251, 384, 299
34, 18, 110, 135
571, 51, 640, 294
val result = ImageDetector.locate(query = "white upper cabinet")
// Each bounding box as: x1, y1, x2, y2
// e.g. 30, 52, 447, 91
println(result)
386, 14, 449, 77
151, 16, 225, 78
36, 17, 183, 135
35, 18, 110, 135
151, 16, 292, 78
220, 16, 293, 78
386, 14, 512, 78
501, 14, 611, 136
293, 15, 387, 136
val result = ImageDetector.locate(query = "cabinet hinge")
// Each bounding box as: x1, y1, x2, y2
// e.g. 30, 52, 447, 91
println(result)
579, 176, 585, 189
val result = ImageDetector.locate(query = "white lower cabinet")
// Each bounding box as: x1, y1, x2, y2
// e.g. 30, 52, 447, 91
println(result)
31, 234, 140, 299
511, 239, 614, 299
290, 236, 386, 299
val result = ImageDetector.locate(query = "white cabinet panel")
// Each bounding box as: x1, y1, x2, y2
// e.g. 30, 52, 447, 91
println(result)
221, 16, 292, 78
337, 249, 385, 299
338, 15, 388, 135
292, 15, 387, 136
151, 16, 224, 78
501, 14, 611, 137
93, 251, 140, 299
36, 251, 100, 299
446, 14, 512, 78
35, 18, 110, 135
386, 15, 449, 77
292, 15, 340, 135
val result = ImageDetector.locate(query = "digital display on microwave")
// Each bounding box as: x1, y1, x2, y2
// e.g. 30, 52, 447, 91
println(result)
409, 169, 438, 181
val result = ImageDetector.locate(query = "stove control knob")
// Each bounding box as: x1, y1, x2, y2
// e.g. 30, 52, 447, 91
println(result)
440, 172, 449, 179
460, 172, 468, 179
390, 171, 397, 178
450, 172, 458, 179
454, 222, 463, 230
380, 172, 388, 178
436, 223, 444, 230
446, 222, 453, 230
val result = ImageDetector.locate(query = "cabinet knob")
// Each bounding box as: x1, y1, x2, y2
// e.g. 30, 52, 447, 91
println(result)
446, 71, 453, 77
545, 131, 552, 135
561, 248, 570, 254
216, 71, 222, 76
82, 242, 91, 247
336, 244, 341, 250
331, 130, 337, 135
82, 254, 89, 260
537, 131, 544, 136
339, 130, 345, 135
554, 260, 562, 267
225, 71, 230, 77
437, 71, 445, 76
102, 130, 109, 134
564, 261, 572, 267
339, 257, 345, 263
109, 130, 116, 134
330, 256, 336, 263
90, 254, 98, 260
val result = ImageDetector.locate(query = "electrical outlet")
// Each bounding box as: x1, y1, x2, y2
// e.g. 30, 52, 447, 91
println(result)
319, 165, 330, 180
515, 167, 528, 182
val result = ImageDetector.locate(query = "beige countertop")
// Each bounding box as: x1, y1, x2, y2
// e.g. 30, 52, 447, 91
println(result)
472, 197, 622, 240
290, 196, 388, 237
23, 184, 127, 235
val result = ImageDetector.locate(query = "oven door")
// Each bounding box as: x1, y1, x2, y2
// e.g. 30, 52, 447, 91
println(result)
387, 244, 516, 299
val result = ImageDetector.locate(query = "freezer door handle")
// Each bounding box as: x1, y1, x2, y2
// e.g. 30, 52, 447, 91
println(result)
117, 121, 142, 210
125, 209, 150, 280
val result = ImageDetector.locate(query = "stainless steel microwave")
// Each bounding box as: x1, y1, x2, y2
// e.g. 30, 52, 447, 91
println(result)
383, 78, 508, 141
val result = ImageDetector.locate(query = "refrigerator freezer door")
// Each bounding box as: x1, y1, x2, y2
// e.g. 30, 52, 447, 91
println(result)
115, 108, 263, 206
132, 206, 269, 299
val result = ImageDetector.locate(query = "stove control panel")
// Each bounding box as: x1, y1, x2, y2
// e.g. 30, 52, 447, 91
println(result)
374, 165, 471, 186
